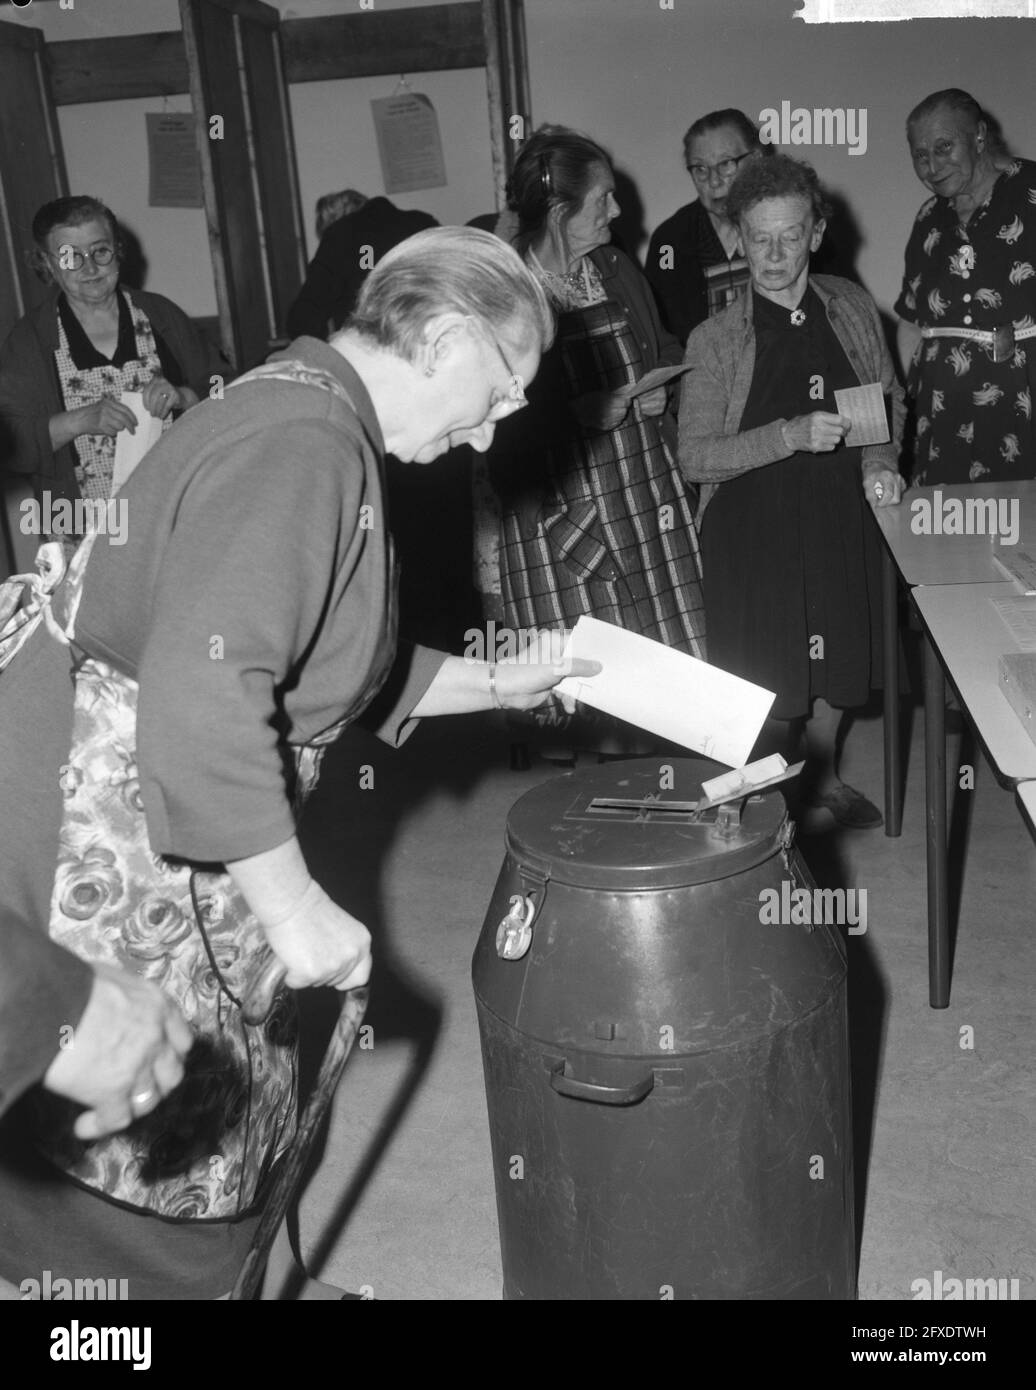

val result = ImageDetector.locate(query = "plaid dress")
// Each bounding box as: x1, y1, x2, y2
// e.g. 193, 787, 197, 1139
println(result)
493, 295, 706, 658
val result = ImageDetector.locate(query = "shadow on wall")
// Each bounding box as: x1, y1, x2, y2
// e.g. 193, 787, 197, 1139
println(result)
611, 167, 648, 264
117, 225, 148, 293
811, 187, 864, 286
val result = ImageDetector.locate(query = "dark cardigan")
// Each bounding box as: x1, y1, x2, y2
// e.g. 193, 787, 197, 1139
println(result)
0, 285, 216, 505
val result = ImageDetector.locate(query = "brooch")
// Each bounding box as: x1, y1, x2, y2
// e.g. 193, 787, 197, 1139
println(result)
790, 308, 807, 326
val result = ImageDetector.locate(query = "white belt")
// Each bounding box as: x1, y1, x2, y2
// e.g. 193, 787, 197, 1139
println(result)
921, 323, 1036, 363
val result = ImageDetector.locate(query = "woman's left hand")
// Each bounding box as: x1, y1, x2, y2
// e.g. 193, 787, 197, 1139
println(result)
495, 628, 602, 713
863, 466, 904, 509
142, 376, 183, 420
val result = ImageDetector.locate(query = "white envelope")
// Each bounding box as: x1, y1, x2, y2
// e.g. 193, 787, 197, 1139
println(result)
557, 615, 776, 768
111, 391, 164, 495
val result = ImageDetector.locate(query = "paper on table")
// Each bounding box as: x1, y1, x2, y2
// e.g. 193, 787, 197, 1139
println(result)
833, 382, 889, 448
556, 615, 776, 767
111, 392, 164, 495
612, 362, 694, 403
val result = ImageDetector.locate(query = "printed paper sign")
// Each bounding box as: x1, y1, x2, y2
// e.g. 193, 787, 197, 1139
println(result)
371, 94, 447, 194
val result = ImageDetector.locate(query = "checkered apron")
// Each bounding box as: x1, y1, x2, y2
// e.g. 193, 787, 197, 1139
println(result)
54, 292, 169, 503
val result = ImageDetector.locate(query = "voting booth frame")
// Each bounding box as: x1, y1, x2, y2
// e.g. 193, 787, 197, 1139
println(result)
0, 0, 532, 579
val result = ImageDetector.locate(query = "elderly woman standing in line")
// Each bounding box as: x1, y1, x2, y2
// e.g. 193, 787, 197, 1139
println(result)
0, 227, 599, 1300
895, 89, 1036, 484
646, 108, 771, 347
483, 124, 706, 754
680, 155, 904, 829
0, 197, 211, 543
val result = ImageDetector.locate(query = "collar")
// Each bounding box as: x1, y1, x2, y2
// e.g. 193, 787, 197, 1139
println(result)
734, 275, 840, 329
273, 335, 385, 455
589, 245, 622, 281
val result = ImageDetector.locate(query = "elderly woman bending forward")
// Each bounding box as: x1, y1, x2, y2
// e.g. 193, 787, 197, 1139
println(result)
679, 154, 904, 829
0, 228, 598, 1300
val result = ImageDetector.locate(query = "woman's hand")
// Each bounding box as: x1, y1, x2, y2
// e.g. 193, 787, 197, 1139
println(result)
780, 412, 850, 454
572, 390, 629, 432
494, 628, 603, 714
43, 962, 193, 1141
142, 376, 184, 421
634, 385, 669, 419
260, 878, 372, 992
863, 465, 904, 509
74, 397, 138, 437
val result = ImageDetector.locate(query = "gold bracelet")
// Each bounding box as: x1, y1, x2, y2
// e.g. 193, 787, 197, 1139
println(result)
488, 662, 505, 710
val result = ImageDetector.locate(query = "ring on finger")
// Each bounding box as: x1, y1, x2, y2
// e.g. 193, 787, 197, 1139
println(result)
131, 1086, 158, 1111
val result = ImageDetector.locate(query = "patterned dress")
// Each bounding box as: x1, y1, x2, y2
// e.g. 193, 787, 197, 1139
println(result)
491, 258, 706, 660
895, 158, 1036, 484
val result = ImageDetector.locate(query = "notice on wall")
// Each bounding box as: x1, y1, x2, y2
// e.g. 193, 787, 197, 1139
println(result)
370, 93, 447, 194
146, 113, 203, 209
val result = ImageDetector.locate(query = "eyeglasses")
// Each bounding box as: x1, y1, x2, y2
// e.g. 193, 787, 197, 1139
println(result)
688, 152, 753, 183
468, 318, 527, 421
49, 244, 118, 272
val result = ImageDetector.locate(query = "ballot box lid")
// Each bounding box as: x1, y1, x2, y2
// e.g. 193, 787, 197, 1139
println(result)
505, 757, 790, 890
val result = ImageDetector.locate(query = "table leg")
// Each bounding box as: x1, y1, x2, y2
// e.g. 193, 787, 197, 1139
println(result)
881, 548, 902, 837
924, 636, 949, 1008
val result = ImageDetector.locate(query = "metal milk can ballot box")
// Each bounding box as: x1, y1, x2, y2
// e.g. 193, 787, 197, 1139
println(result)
472, 759, 855, 1300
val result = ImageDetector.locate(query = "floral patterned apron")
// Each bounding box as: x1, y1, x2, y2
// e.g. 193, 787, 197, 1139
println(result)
54, 291, 170, 503
28, 360, 396, 1221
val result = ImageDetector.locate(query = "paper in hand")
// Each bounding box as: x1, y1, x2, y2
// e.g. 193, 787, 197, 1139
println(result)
833, 382, 890, 448
557, 616, 776, 768
112, 392, 164, 494
612, 362, 694, 404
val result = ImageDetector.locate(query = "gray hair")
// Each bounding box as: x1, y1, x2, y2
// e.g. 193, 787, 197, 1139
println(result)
906, 89, 1008, 158
345, 225, 555, 359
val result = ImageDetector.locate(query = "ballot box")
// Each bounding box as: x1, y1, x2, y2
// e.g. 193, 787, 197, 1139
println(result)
472, 758, 856, 1300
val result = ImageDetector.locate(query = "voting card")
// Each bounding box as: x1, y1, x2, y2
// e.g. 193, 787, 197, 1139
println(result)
557, 616, 776, 768
833, 382, 890, 448
612, 362, 695, 403
112, 392, 164, 495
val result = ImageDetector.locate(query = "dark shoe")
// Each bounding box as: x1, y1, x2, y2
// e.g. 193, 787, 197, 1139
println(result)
810, 782, 884, 830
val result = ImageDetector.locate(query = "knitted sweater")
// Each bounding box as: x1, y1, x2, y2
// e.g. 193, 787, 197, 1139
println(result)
678, 274, 905, 521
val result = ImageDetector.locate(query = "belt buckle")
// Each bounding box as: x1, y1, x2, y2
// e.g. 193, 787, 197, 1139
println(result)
992, 324, 1015, 363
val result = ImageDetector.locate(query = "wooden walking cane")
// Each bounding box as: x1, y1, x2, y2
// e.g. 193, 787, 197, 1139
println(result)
230, 957, 369, 1301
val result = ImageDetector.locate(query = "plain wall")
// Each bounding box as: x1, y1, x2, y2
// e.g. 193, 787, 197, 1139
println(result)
522, 0, 1036, 312
2, 0, 1034, 318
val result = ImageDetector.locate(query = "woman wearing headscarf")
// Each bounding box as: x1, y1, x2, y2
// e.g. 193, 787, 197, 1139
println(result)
895, 89, 1036, 484
0, 227, 599, 1300
680, 155, 904, 828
